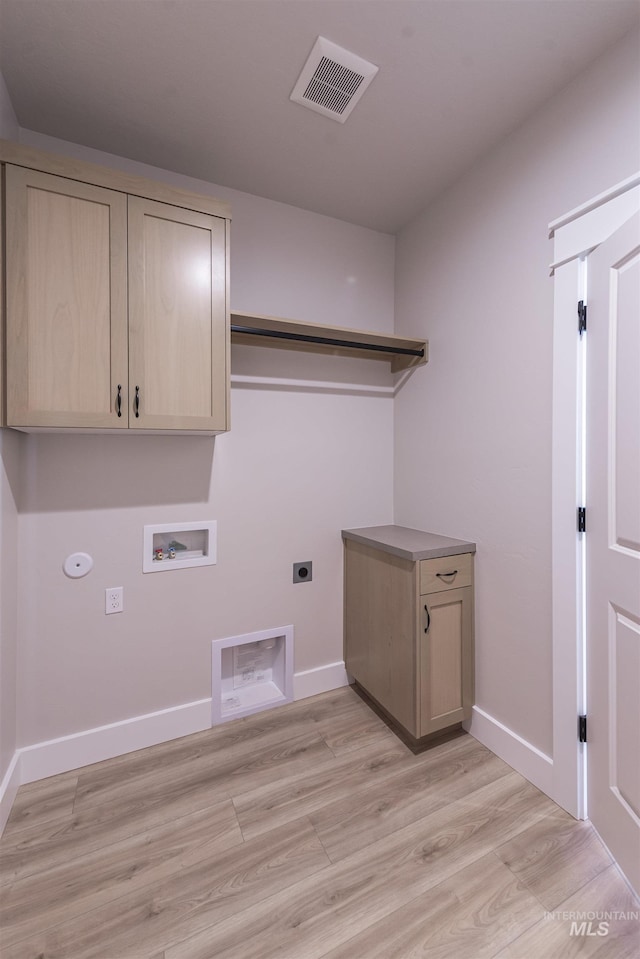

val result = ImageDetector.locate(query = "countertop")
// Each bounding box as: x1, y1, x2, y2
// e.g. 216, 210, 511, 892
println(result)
341, 525, 476, 562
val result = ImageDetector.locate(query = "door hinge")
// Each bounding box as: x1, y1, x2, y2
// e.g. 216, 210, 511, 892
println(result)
578, 300, 587, 335
577, 507, 586, 533
578, 715, 587, 743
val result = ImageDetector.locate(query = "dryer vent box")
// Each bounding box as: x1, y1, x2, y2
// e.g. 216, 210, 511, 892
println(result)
211, 625, 294, 725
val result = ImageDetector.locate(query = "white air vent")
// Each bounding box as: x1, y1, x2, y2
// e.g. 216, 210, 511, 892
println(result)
290, 36, 378, 123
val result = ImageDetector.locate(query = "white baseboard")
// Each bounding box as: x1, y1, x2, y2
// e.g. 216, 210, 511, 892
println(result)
293, 661, 351, 701
0, 660, 351, 831
19, 698, 213, 785
464, 704, 554, 798
590, 822, 640, 901
0, 752, 21, 835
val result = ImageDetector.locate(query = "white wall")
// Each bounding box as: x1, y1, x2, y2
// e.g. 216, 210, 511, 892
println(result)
394, 30, 640, 759
0, 432, 21, 786
10, 131, 395, 750
0, 68, 21, 815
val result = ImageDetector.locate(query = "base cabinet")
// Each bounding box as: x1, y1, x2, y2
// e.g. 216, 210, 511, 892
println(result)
344, 532, 475, 742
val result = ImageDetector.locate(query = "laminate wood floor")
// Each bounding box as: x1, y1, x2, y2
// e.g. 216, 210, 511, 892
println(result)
1, 686, 638, 959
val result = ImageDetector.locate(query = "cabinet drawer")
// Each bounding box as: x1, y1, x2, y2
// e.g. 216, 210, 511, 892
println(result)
420, 552, 473, 594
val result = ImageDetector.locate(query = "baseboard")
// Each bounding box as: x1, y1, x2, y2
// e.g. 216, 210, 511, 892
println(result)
0, 752, 21, 835
464, 704, 554, 798
19, 698, 213, 785
1, 663, 350, 830
293, 660, 351, 701
590, 822, 640, 902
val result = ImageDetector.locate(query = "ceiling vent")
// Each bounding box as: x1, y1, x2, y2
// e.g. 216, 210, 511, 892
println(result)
290, 36, 378, 123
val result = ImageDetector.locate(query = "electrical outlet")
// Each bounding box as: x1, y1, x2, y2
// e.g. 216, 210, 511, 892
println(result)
293, 562, 312, 584
105, 587, 124, 614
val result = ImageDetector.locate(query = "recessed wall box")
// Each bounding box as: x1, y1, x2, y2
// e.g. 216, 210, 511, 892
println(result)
293, 561, 312, 583
143, 521, 216, 572
211, 626, 294, 725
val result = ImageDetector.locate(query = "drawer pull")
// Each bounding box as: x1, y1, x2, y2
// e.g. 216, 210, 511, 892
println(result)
436, 570, 458, 579
424, 604, 430, 633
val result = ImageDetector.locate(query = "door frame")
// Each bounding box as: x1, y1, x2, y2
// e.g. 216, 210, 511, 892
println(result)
550, 173, 640, 819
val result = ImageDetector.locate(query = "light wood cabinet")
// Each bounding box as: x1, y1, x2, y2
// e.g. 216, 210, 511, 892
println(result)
419, 582, 474, 735
127, 196, 228, 431
5, 166, 128, 429
343, 526, 475, 742
1, 142, 230, 433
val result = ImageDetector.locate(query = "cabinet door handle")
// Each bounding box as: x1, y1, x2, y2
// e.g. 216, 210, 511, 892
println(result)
116, 384, 122, 417
424, 604, 431, 633
134, 385, 140, 418
436, 570, 458, 580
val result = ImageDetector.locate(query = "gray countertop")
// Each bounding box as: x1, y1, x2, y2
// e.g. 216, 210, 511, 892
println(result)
341, 525, 476, 562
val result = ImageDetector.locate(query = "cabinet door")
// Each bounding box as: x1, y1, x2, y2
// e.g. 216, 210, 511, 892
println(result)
420, 586, 474, 736
128, 197, 228, 431
5, 166, 128, 428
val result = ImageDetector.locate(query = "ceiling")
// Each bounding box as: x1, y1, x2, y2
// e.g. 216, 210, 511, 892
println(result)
1, 0, 638, 233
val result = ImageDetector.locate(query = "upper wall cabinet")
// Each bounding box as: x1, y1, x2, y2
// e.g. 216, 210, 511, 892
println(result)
1, 142, 231, 433
6, 166, 129, 430
128, 197, 228, 431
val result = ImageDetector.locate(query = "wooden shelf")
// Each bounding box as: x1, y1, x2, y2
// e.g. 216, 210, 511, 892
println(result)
230, 311, 428, 373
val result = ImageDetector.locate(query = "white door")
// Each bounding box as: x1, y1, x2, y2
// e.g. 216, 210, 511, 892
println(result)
551, 182, 640, 822
586, 212, 640, 893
